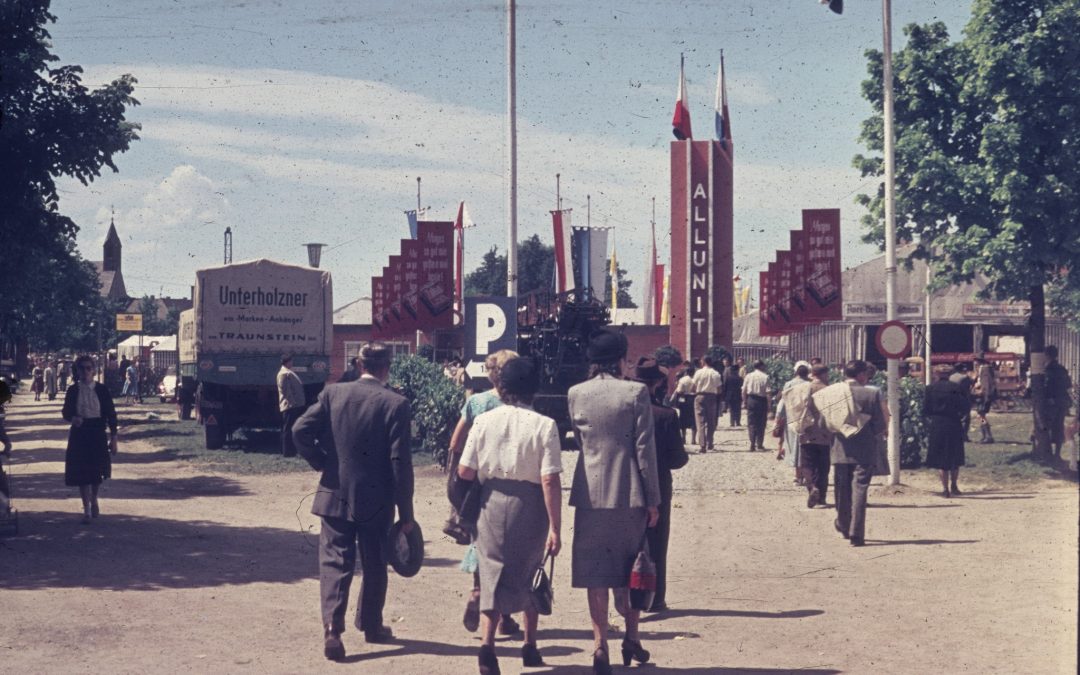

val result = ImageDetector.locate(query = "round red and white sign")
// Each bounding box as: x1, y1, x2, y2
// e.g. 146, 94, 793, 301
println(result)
875, 320, 912, 359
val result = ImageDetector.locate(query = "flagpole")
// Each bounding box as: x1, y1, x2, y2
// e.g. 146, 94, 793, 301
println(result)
556, 173, 561, 211
506, 0, 518, 297
882, 0, 901, 486
416, 176, 421, 213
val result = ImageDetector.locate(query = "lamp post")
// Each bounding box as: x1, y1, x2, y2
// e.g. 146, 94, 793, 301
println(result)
506, 0, 518, 298
303, 243, 327, 268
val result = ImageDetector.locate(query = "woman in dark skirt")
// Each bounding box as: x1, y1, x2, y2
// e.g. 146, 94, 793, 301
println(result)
924, 364, 971, 497
62, 355, 118, 523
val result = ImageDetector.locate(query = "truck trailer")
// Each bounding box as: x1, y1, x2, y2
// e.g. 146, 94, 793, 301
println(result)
178, 259, 333, 449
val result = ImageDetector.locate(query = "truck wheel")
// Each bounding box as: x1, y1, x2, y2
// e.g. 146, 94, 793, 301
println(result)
205, 423, 225, 450
180, 402, 193, 420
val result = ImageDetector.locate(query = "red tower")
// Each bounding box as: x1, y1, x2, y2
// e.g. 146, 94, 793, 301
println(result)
669, 140, 734, 361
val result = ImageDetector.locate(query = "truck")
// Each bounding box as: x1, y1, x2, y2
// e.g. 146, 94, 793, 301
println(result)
178, 259, 333, 449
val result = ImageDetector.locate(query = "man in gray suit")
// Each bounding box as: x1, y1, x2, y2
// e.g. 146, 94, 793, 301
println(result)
292, 342, 415, 661
829, 359, 886, 546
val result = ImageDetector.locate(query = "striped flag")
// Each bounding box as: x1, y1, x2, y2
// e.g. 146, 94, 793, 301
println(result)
659, 271, 671, 326
654, 263, 665, 323
405, 210, 419, 239
453, 201, 474, 305
551, 209, 574, 293
672, 54, 692, 140
643, 222, 657, 323
609, 235, 619, 311
715, 52, 732, 151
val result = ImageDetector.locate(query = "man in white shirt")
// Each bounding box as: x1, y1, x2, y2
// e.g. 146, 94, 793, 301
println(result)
277, 354, 306, 457
741, 360, 771, 451
690, 356, 723, 452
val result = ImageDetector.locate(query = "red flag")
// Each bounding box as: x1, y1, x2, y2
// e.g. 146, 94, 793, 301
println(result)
653, 263, 665, 324
453, 201, 473, 305
672, 54, 692, 140
551, 209, 574, 293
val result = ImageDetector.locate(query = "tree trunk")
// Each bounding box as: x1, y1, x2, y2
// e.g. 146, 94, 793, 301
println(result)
1028, 284, 1051, 456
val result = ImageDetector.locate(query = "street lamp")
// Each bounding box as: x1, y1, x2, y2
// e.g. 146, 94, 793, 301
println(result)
303, 243, 327, 268
821, 0, 843, 14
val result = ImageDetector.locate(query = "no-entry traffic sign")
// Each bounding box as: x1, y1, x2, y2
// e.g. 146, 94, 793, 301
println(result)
875, 320, 912, 359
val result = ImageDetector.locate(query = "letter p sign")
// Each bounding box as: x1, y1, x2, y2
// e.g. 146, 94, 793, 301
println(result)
465, 297, 517, 362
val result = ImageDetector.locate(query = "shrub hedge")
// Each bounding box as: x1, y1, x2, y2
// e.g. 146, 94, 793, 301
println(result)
389, 354, 464, 467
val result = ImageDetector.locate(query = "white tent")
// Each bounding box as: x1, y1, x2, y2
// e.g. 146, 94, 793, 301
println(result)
116, 335, 174, 363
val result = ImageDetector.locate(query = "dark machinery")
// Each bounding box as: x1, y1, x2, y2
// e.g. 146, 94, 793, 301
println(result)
516, 290, 610, 448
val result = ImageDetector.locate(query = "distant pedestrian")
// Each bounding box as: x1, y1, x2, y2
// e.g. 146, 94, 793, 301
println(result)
814, 360, 886, 546
62, 355, 118, 524
277, 354, 306, 457
949, 363, 974, 440
634, 357, 688, 614
0, 381, 12, 456
742, 360, 770, 451
723, 359, 743, 427
58, 360, 69, 392
338, 357, 360, 383
44, 362, 58, 401
690, 356, 722, 452
673, 363, 696, 444
31, 360, 44, 401
122, 359, 140, 403
924, 364, 971, 497
972, 357, 997, 443
292, 342, 415, 661
1045, 345, 1073, 457
799, 364, 833, 507
775, 361, 810, 468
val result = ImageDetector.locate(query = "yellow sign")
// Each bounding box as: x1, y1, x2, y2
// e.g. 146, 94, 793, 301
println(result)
116, 313, 143, 331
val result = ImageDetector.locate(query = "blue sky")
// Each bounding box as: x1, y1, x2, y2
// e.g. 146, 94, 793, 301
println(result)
52, 0, 974, 307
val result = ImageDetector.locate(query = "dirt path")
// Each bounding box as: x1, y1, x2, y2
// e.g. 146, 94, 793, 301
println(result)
1, 394, 1076, 674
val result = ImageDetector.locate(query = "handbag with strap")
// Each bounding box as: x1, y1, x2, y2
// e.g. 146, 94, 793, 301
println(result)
447, 471, 482, 525
628, 535, 656, 611
530, 552, 555, 616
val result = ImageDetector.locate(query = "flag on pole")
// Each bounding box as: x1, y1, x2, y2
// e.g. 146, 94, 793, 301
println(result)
716, 52, 732, 151
405, 210, 419, 239
654, 263, 665, 324
609, 234, 618, 311
659, 271, 671, 326
453, 201, 474, 306
551, 209, 574, 293
643, 222, 657, 323
672, 54, 692, 140
741, 283, 751, 316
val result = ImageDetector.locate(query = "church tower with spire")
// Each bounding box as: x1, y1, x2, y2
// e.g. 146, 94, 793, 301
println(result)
103, 214, 122, 273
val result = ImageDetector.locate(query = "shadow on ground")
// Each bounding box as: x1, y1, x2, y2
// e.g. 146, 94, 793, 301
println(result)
7, 474, 249, 501
0, 510, 315, 591
641, 608, 823, 623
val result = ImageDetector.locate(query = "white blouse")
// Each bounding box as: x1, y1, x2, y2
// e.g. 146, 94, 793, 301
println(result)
75, 381, 101, 419
460, 405, 562, 484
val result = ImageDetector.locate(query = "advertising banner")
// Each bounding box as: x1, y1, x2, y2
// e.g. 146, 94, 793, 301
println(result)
801, 208, 842, 321
789, 230, 810, 325
415, 221, 454, 329
775, 250, 795, 333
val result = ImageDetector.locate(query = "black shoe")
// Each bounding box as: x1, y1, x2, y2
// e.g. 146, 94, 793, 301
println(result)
593, 647, 612, 675
479, 644, 501, 675
323, 629, 345, 661
644, 602, 668, 614
807, 487, 820, 509
497, 614, 520, 636
950, 484, 962, 496
364, 625, 393, 643
621, 639, 650, 666
834, 519, 849, 539
521, 642, 544, 667
850, 537, 865, 547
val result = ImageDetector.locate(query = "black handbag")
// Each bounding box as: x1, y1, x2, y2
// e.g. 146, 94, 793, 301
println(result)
530, 552, 555, 616
628, 536, 656, 611
447, 472, 482, 524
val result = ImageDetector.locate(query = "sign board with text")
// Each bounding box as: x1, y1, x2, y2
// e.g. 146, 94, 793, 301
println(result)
464, 297, 517, 378
116, 313, 143, 332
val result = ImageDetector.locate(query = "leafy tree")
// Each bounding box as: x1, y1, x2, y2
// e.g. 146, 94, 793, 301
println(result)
604, 263, 638, 309
463, 235, 556, 297
135, 296, 181, 336
653, 345, 683, 368
0, 0, 140, 350
853, 0, 1080, 455
389, 354, 463, 466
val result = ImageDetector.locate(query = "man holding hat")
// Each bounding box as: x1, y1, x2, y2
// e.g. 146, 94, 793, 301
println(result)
292, 342, 416, 661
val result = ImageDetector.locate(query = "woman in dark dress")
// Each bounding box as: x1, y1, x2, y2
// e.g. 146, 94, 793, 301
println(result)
634, 357, 689, 614
924, 364, 971, 497
62, 355, 119, 523
723, 361, 744, 426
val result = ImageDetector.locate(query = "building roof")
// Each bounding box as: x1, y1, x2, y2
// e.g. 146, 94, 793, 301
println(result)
124, 296, 193, 320
334, 297, 372, 325
91, 261, 127, 300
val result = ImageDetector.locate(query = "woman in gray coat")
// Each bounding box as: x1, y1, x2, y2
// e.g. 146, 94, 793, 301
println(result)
568, 329, 660, 674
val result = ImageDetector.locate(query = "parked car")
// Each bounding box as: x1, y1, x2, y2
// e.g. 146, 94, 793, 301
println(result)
158, 367, 178, 403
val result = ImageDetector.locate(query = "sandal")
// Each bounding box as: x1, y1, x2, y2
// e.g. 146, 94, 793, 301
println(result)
463, 588, 480, 633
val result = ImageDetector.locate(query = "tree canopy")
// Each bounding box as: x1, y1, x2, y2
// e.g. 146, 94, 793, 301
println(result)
0, 0, 140, 347
853, 0, 1080, 326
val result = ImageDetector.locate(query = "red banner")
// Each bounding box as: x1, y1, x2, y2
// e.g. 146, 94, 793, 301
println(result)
759, 268, 777, 337
801, 208, 842, 322
776, 250, 795, 334
370, 221, 455, 339
789, 230, 810, 326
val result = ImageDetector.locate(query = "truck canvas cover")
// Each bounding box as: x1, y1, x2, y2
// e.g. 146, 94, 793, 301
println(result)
194, 259, 333, 356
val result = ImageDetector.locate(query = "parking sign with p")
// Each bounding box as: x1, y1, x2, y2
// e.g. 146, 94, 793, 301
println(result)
464, 297, 517, 379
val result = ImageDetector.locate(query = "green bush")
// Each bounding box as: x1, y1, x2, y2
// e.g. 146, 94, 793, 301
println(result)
389, 354, 464, 466
869, 370, 926, 468
761, 356, 794, 406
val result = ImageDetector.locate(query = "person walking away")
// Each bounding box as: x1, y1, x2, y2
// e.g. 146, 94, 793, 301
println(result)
291, 343, 415, 661
122, 359, 139, 404
673, 363, 696, 445
62, 356, 118, 524
568, 328, 660, 674
1045, 345, 1073, 457
799, 364, 834, 507
775, 361, 810, 469
813, 360, 886, 546
949, 363, 974, 441
634, 357, 689, 614
277, 354, 306, 457
444, 349, 522, 637
742, 360, 770, 451
690, 356, 722, 452
972, 357, 997, 443
456, 357, 562, 674
58, 359, 69, 392
924, 364, 971, 497
723, 359, 744, 426
44, 362, 58, 401
31, 360, 44, 401
716, 356, 732, 420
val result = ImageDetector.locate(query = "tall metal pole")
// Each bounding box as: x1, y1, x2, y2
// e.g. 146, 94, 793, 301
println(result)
506, 0, 518, 297
416, 176, 422, 213
882, 0, 901, 485
925, 259, 933, 386
556, 173, 561, 211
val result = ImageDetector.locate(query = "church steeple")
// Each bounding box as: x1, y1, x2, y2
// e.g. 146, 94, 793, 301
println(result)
103, 210, 122, 273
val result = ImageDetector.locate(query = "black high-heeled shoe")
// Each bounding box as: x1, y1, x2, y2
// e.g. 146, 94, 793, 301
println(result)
478, 644, 500, 675
621, 638, 650, 666
592, 646, 612, 675
521, 642, 543, 667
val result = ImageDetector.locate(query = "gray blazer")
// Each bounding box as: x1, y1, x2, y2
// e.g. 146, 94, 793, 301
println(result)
830, 381, 886, 465
568, 375, 661, 510
293, 377, 414, 523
